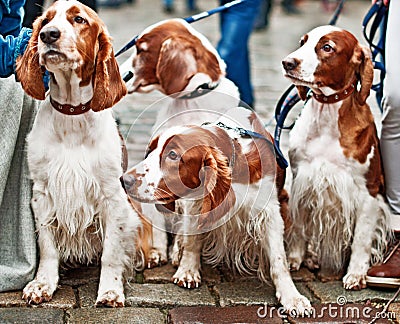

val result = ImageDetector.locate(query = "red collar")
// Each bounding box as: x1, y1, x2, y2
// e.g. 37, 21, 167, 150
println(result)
312, 79, 357, 104
50, 97, 91, 115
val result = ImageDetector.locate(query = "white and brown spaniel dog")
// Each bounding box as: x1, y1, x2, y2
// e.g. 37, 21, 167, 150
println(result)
120, 18, 240, 131
16, 0, 148, 307
282, 25, 391, 289
122, 107, 311, 314
120, 18, 240, 268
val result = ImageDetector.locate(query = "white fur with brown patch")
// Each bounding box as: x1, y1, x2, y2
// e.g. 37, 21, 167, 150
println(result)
16, 0, 142, 307
119, 19, 241, 268
282, 25, 391, 290
123, 108, 312, 315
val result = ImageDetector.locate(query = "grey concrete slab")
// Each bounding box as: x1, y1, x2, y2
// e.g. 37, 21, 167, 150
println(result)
78, 281, 216, 308
0, 286, 76, 309
306, 281, 398, 304
216, 277, 279, 307
0, 308, 64, 324
216, 278, 317, 307
124, 283, 216, 307
66, 307, 166, 324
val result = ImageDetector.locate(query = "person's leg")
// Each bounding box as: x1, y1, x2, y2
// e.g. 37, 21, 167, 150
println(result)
254, 0, 272, 31
162, 0, 174, 13
217, 0, 261, 108
186, 0, 196, 12
366, 1, 400, 288
380, 1, 400, 224
0, 78, 38, 292
281, 0, 300, 14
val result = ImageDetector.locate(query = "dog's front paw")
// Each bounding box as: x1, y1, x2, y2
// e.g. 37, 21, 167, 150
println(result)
172, 268, 201, 289
343, 273, 367, 290
22, 280, 55, 305
280, 293, 312, 317
95, 290, 125, 307
146, 248, 168, 268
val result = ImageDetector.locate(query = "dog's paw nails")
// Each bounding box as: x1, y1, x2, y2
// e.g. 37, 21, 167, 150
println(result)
146, 248, 168, 269
96, 290, 124, 307
172, 269, 201, 289
22, 280, 54, 305
343, 273, 366, 290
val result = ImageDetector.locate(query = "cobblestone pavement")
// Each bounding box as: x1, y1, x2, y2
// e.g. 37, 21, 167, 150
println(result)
1, 1, 399, 323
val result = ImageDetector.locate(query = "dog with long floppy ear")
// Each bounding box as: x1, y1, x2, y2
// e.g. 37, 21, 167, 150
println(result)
16, 18, 46, 100
155, 35, 222, 95
292, 37, 374, 104
91, 32, 127, 111
13, 0, 145, 307
282, 25, 391, 291
198, 147, 236, 229
17, 13, 126, 108
352, 44, 374, 106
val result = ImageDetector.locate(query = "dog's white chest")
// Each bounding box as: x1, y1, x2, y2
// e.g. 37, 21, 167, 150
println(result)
27, 106, 122, 247
289, 102, 348, 166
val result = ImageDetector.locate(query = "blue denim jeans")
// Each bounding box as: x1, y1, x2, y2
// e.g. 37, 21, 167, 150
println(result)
217, 0, 262, 107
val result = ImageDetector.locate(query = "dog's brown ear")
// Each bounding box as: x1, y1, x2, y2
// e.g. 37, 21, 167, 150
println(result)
16, 18, 46, 100
296, 85, 309, 101
198, 147, 235, 230
156, 36, 197, 95
352, 45, 374, 105
92, 31, 127, 111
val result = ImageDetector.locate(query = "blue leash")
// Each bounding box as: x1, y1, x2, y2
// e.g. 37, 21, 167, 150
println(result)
115, 0, 246, 58
215, 122, 288, 170
362, 0, 387, 111
273, 0, 346, 169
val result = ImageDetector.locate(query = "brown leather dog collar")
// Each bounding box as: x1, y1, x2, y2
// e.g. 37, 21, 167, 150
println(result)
50, 97, 91, 115
313, 79, 357, 104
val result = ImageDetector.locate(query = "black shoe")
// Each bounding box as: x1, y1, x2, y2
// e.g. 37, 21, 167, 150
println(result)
282, 4, 300, 14
163, 5, 175, 14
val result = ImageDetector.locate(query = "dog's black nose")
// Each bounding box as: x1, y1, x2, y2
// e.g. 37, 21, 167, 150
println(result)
120, 174, 135, 191
40, 27, 61, 44
282, 57, 299, 71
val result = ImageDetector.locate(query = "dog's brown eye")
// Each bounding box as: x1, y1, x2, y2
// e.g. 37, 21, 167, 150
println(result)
42, 18, 49, 26
74, 16, 86, 24
322, 44, 333, 52
167, 150, 179, 160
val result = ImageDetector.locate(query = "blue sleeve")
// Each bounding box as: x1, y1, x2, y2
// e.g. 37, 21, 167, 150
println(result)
0, 0, 30, 77
0, 27, 31, 77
